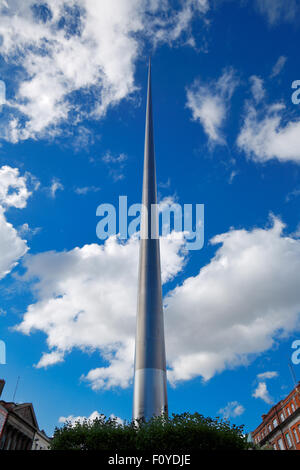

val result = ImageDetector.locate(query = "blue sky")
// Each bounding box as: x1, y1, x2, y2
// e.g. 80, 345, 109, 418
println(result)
0, 0, 300, 437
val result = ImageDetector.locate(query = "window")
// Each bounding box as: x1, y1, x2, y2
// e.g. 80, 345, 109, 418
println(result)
273, 418, 278, 428
293, 428, 299, 444
291, 402, 295, 412
287, 407, 291, 416
278, 438, 285, 450
280, 413, 284, 422
285, 432, 292, 448
268, 424, 272, 433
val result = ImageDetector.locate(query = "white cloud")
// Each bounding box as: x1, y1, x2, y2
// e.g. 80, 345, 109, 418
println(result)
257, 371, 278, 380
249, 76, 265, 103
0, 207, 28, 280
102, 153, 128, 165
58, 411, 124, 426
186, 68, 238, 145
83, 342, 135, 390
0, 165, 37, 280
237, 101, 300, 164
292, 223, 300, 239
17, 223, 41, 238
218, 401, 245, 419
152, 0, 209, 46
252, 382, 273, 405
164, 216, 300, 384
102, 152, 128, 181
15, 216, 300, 390
252, 370, 278, 404
36, 350, 65, 369
0, 0, 209, 143
254, 0, 298, 25
229, 170, 238, 184
15, 231, 187, 389
48, 178, 64, 198
74, 186, 101, 195
270, 56, 287, 78
0, 166, 34, 208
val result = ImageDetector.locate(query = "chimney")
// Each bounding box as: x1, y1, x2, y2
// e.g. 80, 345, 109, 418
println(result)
0, 379, 5, 397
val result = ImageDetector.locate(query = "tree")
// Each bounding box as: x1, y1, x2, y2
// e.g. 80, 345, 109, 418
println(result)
51, 412, 250, 451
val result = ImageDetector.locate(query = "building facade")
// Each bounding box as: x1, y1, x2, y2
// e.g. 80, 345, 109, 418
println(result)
31, 429, 50, 450
0, 379, 50, 451
251, 382, 300, 450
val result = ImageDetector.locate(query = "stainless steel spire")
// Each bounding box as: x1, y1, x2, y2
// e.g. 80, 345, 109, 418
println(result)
133, 60, 168, 421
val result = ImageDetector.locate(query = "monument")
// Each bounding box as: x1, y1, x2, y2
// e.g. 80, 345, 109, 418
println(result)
132, 60, 168, 421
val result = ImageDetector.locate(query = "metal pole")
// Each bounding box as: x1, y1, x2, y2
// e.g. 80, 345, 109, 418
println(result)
133, 59, 168, 422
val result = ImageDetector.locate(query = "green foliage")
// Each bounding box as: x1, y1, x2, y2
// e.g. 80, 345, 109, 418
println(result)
51, 412, 249, 451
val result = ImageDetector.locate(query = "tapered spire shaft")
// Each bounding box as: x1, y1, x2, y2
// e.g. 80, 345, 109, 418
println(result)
133, 60, 168, 421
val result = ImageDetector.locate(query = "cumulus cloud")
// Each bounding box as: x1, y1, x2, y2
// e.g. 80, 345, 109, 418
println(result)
15, 231, 187, 389
252, 370, 278, 404
0, 207, 28, 280
15, 215, 300, 390
59, 411, 124, 426
237, 100, 300, 164
186, 68, 238, 145
0, 0, 209, 143
36, 350, 65, 369
0, 165, 36, 208
252, 382, 273, 405
165, 216, 300, 384
0, 165, 36, 280
218, 401, 245, 419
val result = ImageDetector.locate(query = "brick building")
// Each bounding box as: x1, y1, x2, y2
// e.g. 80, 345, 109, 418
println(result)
251, 382, 300, 450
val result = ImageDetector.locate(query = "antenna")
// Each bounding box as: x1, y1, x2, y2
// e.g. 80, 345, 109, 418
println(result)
288, 360, 300, 397
12, 376, 20, 403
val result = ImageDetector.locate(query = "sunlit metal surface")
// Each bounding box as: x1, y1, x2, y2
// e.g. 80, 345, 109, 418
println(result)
133, 60, 168, 421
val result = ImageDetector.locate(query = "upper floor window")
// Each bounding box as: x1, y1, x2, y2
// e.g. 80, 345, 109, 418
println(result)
293, 428, 299, 444
268, 424, 272, 432
278, 438, 285, 450
285, 432, 292, 448
280, 413, 284, 422
273, 418, 278, 428
287, 407, 291, 416
291, 402, 295, 412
